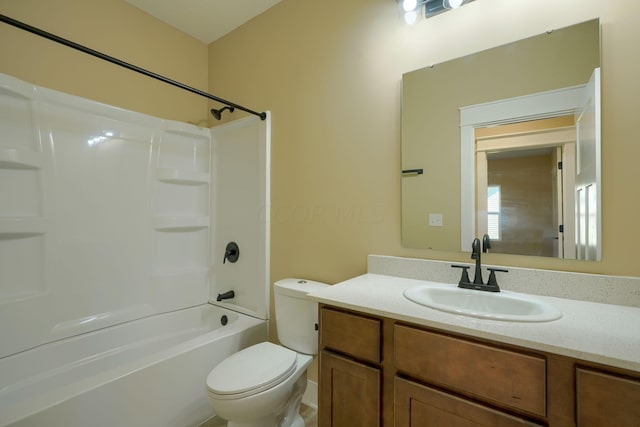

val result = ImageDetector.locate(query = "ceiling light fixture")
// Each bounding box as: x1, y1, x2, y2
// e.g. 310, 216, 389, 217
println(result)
399, 0, 475, 23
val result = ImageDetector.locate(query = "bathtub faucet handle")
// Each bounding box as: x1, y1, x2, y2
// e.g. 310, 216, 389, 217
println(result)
216, 290, 235, 302
223, 242, 239, 264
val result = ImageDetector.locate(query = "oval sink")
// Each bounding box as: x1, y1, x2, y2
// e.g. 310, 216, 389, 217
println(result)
404, 283, 562, 322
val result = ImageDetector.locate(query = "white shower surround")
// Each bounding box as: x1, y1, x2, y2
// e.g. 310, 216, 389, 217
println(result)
0, 73, 271, 426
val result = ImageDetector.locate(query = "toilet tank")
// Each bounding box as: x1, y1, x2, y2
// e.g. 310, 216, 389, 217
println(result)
274, 278, 329, 355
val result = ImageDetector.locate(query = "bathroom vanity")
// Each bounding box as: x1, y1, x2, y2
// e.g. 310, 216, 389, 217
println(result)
310, 256, 640, 427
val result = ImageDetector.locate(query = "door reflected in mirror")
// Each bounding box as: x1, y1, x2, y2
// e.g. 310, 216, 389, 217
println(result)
401, 19, 601, 260
475, 116, 576, 258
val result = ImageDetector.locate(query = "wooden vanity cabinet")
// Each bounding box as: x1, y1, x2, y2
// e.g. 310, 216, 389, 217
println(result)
318, 304, 640, 427
318, 307, 383, 427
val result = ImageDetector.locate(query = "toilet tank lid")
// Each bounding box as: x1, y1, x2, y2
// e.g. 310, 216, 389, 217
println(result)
274, 278, 330, 298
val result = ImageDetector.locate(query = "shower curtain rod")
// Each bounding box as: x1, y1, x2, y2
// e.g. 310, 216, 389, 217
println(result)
0, 14, 267, 121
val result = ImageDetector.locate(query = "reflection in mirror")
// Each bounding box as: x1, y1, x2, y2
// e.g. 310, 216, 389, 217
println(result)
401, 19, 601, 260
475, 116, 576, 258
460, 68, 601, 260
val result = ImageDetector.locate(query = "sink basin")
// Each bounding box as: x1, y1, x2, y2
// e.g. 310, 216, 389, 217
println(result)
404, 283, 562, 322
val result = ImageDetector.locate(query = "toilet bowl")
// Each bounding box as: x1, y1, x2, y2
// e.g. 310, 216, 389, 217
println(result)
206, 279, 329, 427
207, 342, 312, 427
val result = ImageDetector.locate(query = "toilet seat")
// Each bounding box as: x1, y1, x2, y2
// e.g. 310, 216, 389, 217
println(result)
206, 342, 297, 400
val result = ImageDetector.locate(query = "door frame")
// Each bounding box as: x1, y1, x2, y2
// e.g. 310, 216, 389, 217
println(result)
459, 82, 590, 251
475, 129, 576, 258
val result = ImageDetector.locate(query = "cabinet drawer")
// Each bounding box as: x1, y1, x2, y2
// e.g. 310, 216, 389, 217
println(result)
395, 377, 542, 427
394, 324, 546, 417
576, 367, 640, 426
320, 307, 381, 363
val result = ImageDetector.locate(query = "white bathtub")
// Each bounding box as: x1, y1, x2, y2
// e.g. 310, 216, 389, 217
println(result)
0, 304, 268, 427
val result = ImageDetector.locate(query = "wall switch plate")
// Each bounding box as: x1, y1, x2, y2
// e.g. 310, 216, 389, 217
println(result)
429, 213, 443, 227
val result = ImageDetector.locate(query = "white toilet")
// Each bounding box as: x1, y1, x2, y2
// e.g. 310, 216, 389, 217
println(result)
206, 278, 329, 427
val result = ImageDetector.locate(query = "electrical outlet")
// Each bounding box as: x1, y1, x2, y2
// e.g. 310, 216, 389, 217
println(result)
428, 213, 443, 227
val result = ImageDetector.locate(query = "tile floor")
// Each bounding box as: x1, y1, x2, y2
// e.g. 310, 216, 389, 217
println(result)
198, 404, 317, 427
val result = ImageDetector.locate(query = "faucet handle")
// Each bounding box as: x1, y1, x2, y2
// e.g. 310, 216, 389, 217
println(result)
471, 238, 481, 259
486, 267, 508, 290
223, 241, 240, 264
451, 264, 471, 287
482, 234, 492, 253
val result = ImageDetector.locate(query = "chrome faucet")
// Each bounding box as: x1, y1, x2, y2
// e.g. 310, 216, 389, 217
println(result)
452, 235, 507, 292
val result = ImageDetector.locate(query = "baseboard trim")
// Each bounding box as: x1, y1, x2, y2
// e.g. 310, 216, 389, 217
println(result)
302, 379, 318, 409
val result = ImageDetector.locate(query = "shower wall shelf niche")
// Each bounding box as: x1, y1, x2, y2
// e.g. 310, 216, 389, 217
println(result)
0, 77, 48, 305
152, 125, 211, 312
156, 168, 210, 185
0, 217, 47, 235
0, 147, 44, 169
153, 216, 210, 231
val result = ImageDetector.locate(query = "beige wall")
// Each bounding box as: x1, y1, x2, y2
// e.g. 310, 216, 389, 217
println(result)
0, 0, 209, 125
208, 0, 640, 283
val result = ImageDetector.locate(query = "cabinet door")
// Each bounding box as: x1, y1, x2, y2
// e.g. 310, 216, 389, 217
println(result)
319, 350, 380, 427
395, 377, 541, 427
577, 367, 640, 426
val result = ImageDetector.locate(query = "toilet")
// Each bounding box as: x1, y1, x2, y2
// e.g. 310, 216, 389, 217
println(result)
206, 278, 329, 427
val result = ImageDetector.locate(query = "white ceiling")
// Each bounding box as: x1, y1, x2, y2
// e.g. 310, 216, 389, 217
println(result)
124, 0, 283, 44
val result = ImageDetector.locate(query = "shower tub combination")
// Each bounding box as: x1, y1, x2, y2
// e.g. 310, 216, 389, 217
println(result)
0, 73, 271, 426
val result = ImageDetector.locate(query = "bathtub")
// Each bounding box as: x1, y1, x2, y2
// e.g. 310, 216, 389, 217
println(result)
0, 304, 268, 427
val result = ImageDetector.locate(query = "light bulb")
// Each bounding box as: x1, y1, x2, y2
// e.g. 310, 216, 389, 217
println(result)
447, 0, 464, 8
402, 0, 418, 12
404, 10, 418, 25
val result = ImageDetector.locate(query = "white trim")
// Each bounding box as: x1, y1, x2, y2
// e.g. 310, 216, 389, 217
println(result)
460, 125, 475, 250
459, 85, 586, 127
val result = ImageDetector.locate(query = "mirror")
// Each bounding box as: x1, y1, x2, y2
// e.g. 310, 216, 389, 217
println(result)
401, 19, 601, 260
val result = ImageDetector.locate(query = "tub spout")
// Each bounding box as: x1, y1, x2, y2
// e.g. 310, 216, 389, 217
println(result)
216, 290, 235, 302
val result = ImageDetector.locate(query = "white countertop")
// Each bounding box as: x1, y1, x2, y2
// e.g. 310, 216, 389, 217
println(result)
308, 273, 640, 373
